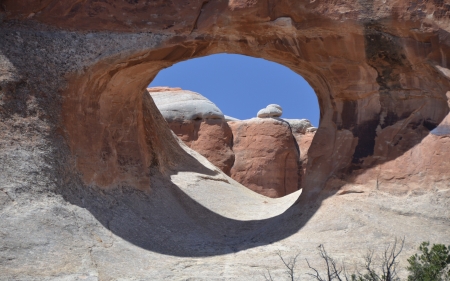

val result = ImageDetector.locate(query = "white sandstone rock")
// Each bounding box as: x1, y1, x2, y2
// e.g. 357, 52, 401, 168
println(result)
148, 87, 224, 122
224, 115, 240, 122
257, 104, 283, 118
257, 108, 270, 118
267, 104, 282, 111
283, 119, 313, 134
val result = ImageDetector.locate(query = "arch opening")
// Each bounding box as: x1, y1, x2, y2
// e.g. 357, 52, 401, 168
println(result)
147, 53, 320, 198
60, 42, 337, 256
60, 34, 450, 256
2, 1, 450, 277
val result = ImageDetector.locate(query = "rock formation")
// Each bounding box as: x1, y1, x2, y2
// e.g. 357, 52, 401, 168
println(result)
1, 1, 450, 279
284, 119, 316, 175
229, 118, 301, 198
257, 104, 283, 118
224, 115, 240, 122
148, 87, 235, 175
149, 88, 311, 197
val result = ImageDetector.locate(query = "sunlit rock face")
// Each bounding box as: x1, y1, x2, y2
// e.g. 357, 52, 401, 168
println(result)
148, 87, 235, 175
229, 118, 301, 198
149, 88, 310, 197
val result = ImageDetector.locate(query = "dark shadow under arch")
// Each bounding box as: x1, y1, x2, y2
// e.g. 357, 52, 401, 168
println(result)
57, 35, 450, 257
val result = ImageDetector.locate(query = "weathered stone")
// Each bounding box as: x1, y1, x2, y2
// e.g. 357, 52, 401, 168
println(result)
224, 115, 240, 122
229, 118, 300, 198
148, 87, 224, 122
149, 88, 234, 175
1, 1, 450, 280
283, 119, 313, 134
150, 89, 309, 196
257, 104, 283, 118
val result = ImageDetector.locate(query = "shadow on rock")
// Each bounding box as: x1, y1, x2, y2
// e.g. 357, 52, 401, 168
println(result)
58, 152, 331, 257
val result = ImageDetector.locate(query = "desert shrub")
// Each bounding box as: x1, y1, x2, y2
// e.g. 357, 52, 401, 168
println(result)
306, 238, 404, 281
407, 242, 450, 281
264, 239, 450, 281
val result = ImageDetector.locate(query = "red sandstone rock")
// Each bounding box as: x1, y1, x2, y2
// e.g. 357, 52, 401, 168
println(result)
3, 0, 450, 195
2, 2, 450, 278
229, 118, 300, 198
148, 89, 306, 197
148, 88, 235, 175
293, 131, 315, 176
168, 120, 235, 175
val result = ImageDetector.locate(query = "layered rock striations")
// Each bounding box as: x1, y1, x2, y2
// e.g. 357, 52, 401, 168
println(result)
2, 0, 448, 194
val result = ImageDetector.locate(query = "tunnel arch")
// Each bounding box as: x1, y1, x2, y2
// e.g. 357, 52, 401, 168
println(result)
63, 29, 450, 202
57, 33, 450, 256
63, 41, 334, 193
147, 53, 322, 198
1, 0, 450, 270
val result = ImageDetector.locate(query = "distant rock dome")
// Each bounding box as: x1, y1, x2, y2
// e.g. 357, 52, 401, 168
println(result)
257, 104, 283, 118
147, 87, 224, 122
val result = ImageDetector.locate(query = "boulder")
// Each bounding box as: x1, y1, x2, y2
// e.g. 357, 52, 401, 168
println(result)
149, 90, 306, 198
229, 118, 300, 198
148, 87, 224, 122
257, 104, 283, 118
148, 88, 235, 175
283, 119, 313, 134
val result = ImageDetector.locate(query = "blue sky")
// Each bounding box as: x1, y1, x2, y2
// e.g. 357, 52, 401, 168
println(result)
149, 54, 320, 126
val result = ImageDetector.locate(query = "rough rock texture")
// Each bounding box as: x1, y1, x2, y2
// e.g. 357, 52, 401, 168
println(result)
284, 119, 316, 176
149, 89, 307, 197
283, 119, 313, 134
149, 87, 235, 175
257, 104, 283, 118
149, 87, 225, 121
229, 118, 300, 198
3, 0, 449, 193
1, 0, 450, 280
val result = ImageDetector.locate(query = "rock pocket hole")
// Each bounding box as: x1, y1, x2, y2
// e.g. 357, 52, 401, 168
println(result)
149, 54, 319, 198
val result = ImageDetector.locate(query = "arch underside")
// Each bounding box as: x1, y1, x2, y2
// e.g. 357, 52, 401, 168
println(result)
64, 25, 450, 196
1, 1, 450, 278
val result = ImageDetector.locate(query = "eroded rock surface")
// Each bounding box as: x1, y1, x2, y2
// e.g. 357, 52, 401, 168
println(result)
229, 118, 301, 198
257, 104, 283, 118
1, 0, 450, 280
284, 119, 315, 175
149, 87, 235, 175
149, 87, 225, 121
149, 88, 314, 197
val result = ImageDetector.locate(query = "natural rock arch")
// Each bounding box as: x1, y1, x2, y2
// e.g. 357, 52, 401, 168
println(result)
53, 15, 450, 198
1, 1, 450, 278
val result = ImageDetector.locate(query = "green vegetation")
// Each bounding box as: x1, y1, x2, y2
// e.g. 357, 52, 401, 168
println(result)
407, 242, 450, 281
264, 239, 450, 281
